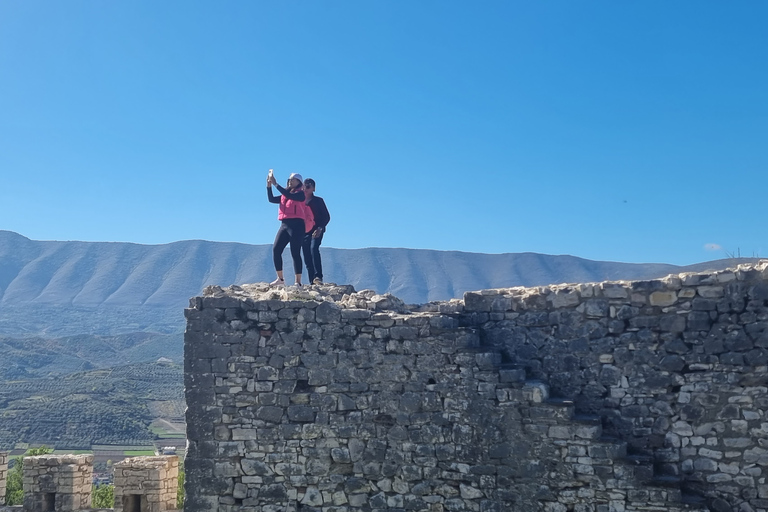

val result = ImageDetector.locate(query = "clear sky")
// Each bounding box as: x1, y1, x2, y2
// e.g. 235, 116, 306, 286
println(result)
1, 1, 765, 265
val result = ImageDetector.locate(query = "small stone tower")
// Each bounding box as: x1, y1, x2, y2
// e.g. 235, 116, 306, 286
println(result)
113, 455, 179, 512
22, 454, 93, 512
0, 451, 8, 506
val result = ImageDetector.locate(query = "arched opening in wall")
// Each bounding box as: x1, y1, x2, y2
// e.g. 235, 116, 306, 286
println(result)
123, 494, 143, 512
42, 493, 55, 511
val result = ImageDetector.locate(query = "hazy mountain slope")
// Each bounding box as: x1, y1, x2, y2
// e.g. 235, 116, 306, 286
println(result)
0, 230, 757, 308
0, 332, 181, 379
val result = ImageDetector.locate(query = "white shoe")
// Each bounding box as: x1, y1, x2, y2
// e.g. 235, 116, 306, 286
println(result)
270, 278, 285, 287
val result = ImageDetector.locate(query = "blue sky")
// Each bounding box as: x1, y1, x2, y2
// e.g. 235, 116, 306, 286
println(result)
1, 1, 765, 265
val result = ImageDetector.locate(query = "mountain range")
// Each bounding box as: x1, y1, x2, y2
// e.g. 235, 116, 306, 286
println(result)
0, 229, 758, 336
2, 229, 755, 304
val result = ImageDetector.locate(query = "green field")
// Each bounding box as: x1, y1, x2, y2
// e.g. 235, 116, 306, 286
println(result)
124, 450, 156, 456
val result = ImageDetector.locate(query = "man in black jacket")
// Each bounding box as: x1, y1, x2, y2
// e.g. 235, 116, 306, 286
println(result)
302, 178, 331, 285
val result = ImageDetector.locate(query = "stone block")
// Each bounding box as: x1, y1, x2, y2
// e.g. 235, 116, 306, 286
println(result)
315, 301, 342, 323
649, 291, 678, 306
659, 314, 686, 333
600, 283, 629, 299
551, 289, 582, 307
464, 291, 496, 312
698, 285, 725, 298
585, 299, 609, 317
688, 311, 712, 330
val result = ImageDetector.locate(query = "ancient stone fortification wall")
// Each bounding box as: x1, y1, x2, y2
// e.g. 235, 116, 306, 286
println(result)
184, 262, 768, 512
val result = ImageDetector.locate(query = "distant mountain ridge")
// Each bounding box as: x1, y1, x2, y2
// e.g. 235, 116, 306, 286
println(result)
0, 230, 757, 308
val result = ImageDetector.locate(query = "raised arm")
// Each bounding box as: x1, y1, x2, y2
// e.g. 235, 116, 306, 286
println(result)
267, 184, 281, 204
275, 184, 305, 202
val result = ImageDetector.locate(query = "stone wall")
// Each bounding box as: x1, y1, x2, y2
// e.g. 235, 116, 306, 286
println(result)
461, 261, 768, 511
184, 262, 768, 511
0, 451, 7, 506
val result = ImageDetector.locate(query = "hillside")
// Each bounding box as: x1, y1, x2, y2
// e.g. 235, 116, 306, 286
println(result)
0, 332, 181, 379
0, 361, 182, 450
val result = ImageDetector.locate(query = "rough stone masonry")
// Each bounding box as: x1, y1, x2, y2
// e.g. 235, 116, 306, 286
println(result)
0, 451, 6, 506
184, 261, 768, 512
113, 455, 179, 512
23, 454, 93, 511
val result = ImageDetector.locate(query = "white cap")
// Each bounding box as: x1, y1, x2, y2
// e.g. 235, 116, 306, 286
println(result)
289, 173, 303, 182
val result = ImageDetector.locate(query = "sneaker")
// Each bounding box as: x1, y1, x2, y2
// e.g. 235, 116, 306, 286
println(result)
312, 278, 323, 285
270, 278, 285, 287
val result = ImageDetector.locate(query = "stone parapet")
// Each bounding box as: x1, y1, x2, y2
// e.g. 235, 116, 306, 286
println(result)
22, 454, 93, 512
184, 261, 768, 511
114, 455, 179, 512
0, 451, 7, 506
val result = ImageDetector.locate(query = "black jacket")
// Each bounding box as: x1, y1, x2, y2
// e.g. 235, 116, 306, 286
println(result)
306, 196, 330, 230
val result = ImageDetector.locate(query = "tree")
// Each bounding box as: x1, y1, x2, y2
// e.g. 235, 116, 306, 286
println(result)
177, 460, 185, 509
92, 483, 114, 508
5, 446, 53, 505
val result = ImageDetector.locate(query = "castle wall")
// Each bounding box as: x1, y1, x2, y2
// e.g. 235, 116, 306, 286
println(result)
183, 262, 768, 512
183, 295, 564, 511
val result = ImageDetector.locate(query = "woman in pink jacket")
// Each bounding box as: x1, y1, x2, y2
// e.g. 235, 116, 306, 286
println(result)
267, 170, 313, 287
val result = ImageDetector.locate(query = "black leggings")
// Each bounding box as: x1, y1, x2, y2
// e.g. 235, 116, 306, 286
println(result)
273, 218, 305, 275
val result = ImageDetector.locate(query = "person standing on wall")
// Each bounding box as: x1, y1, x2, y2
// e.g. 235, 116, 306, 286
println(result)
302, 178, 330, 285
267, 170, 313, 287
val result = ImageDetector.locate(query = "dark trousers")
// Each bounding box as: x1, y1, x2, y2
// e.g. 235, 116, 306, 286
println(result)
273, 219, 304, 275
302, 230, 324, 282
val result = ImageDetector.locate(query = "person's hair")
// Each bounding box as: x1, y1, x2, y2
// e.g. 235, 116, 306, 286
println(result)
304, 178, 316, 188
